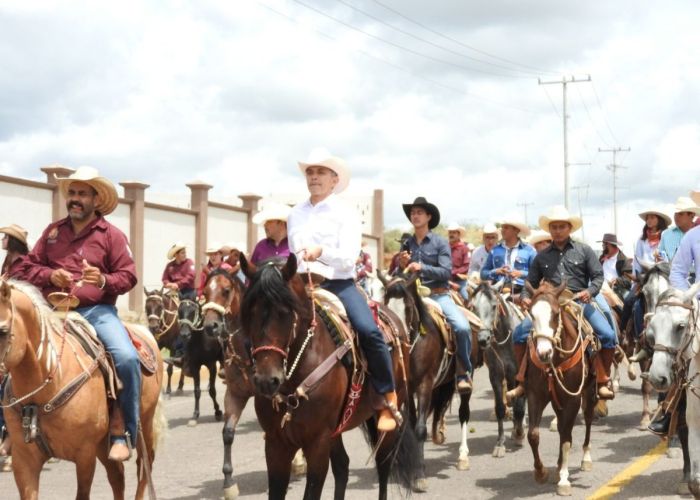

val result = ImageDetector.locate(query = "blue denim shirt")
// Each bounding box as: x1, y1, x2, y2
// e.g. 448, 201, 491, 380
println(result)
480, 240, 536, 286
404, 232, 452, 289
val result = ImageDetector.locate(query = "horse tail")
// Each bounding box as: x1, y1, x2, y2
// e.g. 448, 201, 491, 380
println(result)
430, 378, 455, 424
388, 409, 422, 492
152, 394, 168, 452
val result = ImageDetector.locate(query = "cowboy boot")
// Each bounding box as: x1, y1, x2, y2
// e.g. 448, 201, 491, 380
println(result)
647, 412, 671, 436
377, 391, 401, 433
506, 344, 527, 403
595, 348, 616, 400
108, 405, 132, 462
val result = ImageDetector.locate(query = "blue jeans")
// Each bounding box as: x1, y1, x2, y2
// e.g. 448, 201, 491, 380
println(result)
594, 294, 616, 332
77, 304, 141, 444
431, 292, 473, 376
321, 279, 395, 394
513, 301, 617, 349
453, 279, 469, 302
632, 298, 644, 339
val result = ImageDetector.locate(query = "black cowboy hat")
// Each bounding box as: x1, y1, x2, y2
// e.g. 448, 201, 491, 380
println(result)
597, 233, 622, 247
402, 197, 441, 229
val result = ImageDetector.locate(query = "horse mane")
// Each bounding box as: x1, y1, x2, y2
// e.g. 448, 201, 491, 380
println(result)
206, 267, 245, 289
241, 262, 301, 326
642, 262, 671, 286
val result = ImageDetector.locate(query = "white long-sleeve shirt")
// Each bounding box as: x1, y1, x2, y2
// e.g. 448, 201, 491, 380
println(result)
287, 194, 360, 280
670, 225, 700, 291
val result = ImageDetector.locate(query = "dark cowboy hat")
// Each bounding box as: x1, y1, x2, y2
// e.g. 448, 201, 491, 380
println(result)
402, 197, 440, 229
597, 233, 623, 247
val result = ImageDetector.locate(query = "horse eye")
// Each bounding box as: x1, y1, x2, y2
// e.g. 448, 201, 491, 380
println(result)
678, 322, 687, 330
0, 326, 8, 336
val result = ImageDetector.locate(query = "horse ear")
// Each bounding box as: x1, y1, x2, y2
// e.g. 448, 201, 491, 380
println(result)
377, 270, 389, 287
144, 286, 150, 296
492, 280, 505, 292
239, 253, 256, 280
682, 282, 700, 303
0, 280, 10, 302
524, 280, 535, 297
638, 258, 654, 273
281, 253, 298, 281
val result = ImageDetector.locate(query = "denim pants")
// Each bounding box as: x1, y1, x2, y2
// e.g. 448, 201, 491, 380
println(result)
78, 304, 141, 443
594, 293, 616, 332
321, 279, 395, 394
453, 278, 469, 302
513, 300, 617, 349
431, 292, 473, 376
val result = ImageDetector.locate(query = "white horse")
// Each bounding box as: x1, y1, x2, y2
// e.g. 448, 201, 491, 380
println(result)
645, 283, 700, 498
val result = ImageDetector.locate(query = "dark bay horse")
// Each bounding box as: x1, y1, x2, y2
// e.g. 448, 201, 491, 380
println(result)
0, 279, 165, 500
240, 255, 419, 500
471, 282, 526, 454
178, 297, 223, 426
144, 288, 184, 396
380, 271, 476, 491
524, 281, 597, 496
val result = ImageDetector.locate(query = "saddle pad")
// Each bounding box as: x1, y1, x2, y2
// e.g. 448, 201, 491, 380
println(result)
422, 297, 443, 314
314, 289, 347, 319
460, 306, 483, 330
505, 300, 528, 322
125, 325, 158, 374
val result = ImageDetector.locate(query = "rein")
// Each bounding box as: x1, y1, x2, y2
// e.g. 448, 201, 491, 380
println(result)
178, 299, 202, 330
146, 293, 179, 340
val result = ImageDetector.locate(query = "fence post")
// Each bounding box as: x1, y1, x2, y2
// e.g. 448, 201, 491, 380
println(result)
372, 189, 384, 266
40, 165, 75, 221
120, 182, 149, 314
187, 181, 213, 290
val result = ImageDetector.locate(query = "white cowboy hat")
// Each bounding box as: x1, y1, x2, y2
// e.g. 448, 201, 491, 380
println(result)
167, 242, 186, 261
690, 188, 700, 205
538, 205, 583, 233
673, 196, 700, 215
56, 166, 119, 216
298, 148, 350, 194
499, 218, 531, 238
528, 229, 552, 246
0, 224, 29, 247
482, 223, 499, 234
205, 241, 225, 255
638, 208, 671, 226
446, 223, 467, 239
252, 203, 291, 225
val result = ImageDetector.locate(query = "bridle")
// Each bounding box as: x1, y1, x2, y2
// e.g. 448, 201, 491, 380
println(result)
474, 289, 511, 347
178, 299, 203, 330
650, 299, 697, 364
146, 292, 179, 339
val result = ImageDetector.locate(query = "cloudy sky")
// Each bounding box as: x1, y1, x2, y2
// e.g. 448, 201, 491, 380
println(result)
2, 0, 699, 249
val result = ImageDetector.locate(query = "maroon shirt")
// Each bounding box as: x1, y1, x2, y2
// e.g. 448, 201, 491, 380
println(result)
356, 250, 373, 281
197, 261, 233, 295
162, 258, 196, 290
17, 216, 137, 307
450, 241, 470, 277
250, 237, 290, 264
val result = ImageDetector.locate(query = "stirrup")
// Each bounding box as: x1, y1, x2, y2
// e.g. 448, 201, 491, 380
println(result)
108, 433, 133, 462
597, 382, 615, 400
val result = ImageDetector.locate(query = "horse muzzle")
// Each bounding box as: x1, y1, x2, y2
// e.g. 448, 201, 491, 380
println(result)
477, 329, 492, 349
644, 355, 674, 391
253, 371, 285, 397
204, 321, 222, 338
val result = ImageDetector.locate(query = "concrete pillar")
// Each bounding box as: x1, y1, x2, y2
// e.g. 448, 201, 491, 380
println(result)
120, 181, 149, 314
187, 181, 213, 290
239, 193, 262, 256
41, 165, 75, 221
372, 189, 384, 265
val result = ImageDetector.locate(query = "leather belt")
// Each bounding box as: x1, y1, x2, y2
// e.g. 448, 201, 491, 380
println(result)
430, 287, 450, 294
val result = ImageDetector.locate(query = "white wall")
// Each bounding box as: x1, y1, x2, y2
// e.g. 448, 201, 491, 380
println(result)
143, 207, 196, 289
207, 206, 248, 254
0, 181, 53, 249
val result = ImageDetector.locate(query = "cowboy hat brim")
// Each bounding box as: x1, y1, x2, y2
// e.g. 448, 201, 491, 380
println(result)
538, 214, 583, 233
403, 200, 441, 229
297, 157, 350, 194
500, 220, 531, 238
0, 225, 29, 247
638, 211, 672, 226
56, 167, 119, 216
167, 243, 187, 261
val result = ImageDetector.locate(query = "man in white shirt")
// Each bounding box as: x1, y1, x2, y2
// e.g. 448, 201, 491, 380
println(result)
468, 223, 499, 275
287, 148, 399, 433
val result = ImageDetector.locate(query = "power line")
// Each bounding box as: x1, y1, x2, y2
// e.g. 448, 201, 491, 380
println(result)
575, 84, 611, 148
599, 146, 630, 235
516, 201, 534, 225
370, 0, 559, 76
591, 81, 622, 145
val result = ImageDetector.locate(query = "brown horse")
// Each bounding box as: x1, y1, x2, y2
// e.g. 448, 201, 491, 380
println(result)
144, 288, 184, 396
524, 281, 596, 496
0, 279, 165, 500
240, 255, 420, 500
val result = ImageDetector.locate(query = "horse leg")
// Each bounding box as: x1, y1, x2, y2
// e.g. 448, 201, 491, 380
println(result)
457, 391, 472, 471
556, 405, 578, 496
302, 439, 331, 500
688, 399, 700, 498
74, 453, 99, 500
329, 436, 349, 500
640, 362, 652, 429
222, 391, 249, 499
490, 368, 507, 458
97, 443, 126, 500
165, 363, 174, 397
188, 368, 201, 426
265, 439, 295, 500
177, 367, 185, 392
527, 394, 548, 485
678, 421, 691, 496
209, 363, 223, 421
11, 446, 45, 500
580, 383, 595, 472
413, 382, 431, 490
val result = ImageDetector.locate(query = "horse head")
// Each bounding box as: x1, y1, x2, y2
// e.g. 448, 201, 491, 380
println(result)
472, 282, 504, 349
241, 253, 303, 397
144, 288, 165, 334
202, 268, 244, 340
641, 262, 671, 322
382, 272, 421, 341
644, 283, 700, 391
526, 280, 567, 363
178, 298, 202, 344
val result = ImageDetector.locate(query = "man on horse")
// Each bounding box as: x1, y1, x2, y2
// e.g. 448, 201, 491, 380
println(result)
287, 148, 400, 432
398, 197, 474, 393
447, 223, 471, 302
660, 196, 699, 261
506, 206, 618, 401
528, 230, 552, 253
468, 223, 499, 275
480, 218, 536, 295
251, 203, 290, 264
198, 243, 233, 296
162, 242, 196, 300
17, 166, 139, 461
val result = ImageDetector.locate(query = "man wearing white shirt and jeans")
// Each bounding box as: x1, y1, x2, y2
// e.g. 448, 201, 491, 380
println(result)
287, 148, 399, 433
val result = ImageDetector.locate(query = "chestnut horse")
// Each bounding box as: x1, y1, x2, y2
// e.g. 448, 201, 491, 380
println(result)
144, 288, 184, 396
524, 281, 597, 496
240, 255, 419, 500
0, 279, 165, 500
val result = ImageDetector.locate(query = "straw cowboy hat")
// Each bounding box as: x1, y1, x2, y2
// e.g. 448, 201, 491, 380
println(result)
528, 229, 552, 246
205, 242, 226, 255
499, 218, 531, 238
691, 188, 700, 206
402, 197, 441, 229
298, 148, 350, 194
481, 223, 499, 235
56, 166, 119, 216
167, 242, 187, 261
446, 223, 467, 239
538, 205, 583, 233
673, 196, 700, 215
638, 208, 671, 226
252, 203, 291, 225
0, 224, 29, 247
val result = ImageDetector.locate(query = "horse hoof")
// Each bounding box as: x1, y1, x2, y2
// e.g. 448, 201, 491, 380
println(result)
534, 469, 549, 484
677, 481, 690, 496
291, 452, 307, 476
1, 456, 11, 472
457, 458, 470, 470
594, 401, 608, 418
187, 419, 198, 427
612, 380, 620, 392
557, 483, 572, 496
215, 411, 223, 422
492, 446, 506, 458
432, 431, 446, 445
549, 420, 558, 432
223, 483, 240, 499
639, 416, 651, 430
581, 460, 593, 471
412, 478, 428, 492
666, 446, 680, 459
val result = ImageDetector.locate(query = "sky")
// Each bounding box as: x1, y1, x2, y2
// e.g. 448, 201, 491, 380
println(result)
1, 0, 699, 250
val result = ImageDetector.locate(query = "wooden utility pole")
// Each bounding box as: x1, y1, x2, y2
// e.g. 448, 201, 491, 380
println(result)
599, 146, 630, 234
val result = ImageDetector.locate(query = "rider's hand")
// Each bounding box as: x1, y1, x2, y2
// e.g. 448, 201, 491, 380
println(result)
81, 259, 104, 287
449, 282, 460, 291
50, 268, 74, 289
303, 245, 323, 262
521, 297, 532, 310
574, 290, 592, 303
398, 251, 411, 269
165, 282, 179, 291
495, 266, 509, 276
510, 269, 523, 279
405, 262, 422, 274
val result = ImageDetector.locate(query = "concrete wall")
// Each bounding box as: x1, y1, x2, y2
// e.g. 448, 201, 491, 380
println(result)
207, 206, 248, 252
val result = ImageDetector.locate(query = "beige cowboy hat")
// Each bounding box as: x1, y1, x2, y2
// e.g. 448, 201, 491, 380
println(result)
298, 148, 350, 194
638, 208, 671, 226
0, 224, 29, 247
252, 203, 291, 225
691, 188, 700, 205
538, 205, 583, 233
499, 218, 531, 238
673, 196, 700, 215
205, 242, 225, 255
167, 242, 187, 261
481, 222, 499, 235
528, 229, 552, 246
56, 166, 119, 216
446, 223, 467, 239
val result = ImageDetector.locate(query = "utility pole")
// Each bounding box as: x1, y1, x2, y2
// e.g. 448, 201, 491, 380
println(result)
516, 201, 534, 226
599, 146, 630, 235
571, 184, 589, 240
539, 75, 592, 209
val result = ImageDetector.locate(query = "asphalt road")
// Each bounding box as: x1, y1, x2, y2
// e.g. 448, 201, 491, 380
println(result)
0, 364, 692, 499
